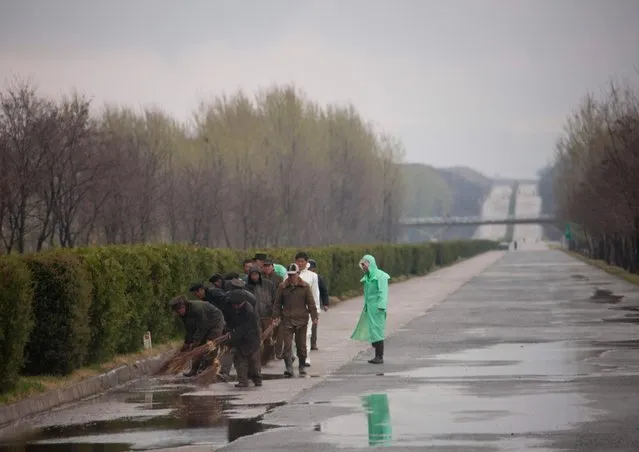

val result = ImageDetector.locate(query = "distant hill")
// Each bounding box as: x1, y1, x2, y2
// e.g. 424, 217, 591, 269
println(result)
399, 163, 493, 241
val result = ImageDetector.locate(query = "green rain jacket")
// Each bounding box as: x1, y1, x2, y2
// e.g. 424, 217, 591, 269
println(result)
350, 254, 390, 343
273, 263, 287, 279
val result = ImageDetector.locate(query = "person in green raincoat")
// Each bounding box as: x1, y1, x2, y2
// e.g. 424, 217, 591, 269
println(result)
350, 254, 390, 364
273, 263, 287, 279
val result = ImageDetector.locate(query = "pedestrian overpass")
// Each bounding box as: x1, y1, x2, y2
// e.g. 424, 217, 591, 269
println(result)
399, 214, 557, 228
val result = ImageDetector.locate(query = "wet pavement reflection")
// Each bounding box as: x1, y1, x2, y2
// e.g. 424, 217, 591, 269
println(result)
0, 376, 285, 451
211, 251, 639, 451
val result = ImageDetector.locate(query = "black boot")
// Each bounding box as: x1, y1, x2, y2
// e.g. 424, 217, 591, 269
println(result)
298, 356, 307, 375
368, 341, 384, 364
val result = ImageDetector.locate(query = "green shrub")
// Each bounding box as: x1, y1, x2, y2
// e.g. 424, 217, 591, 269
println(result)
22, 252, 92, 376
0, 257, 34, 391
0, 239, 498, 384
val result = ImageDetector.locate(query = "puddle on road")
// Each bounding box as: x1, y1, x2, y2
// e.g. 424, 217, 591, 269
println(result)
307, 341, 604, 449
589, 288, 624, 304
0, 375, 288, 452
602, 314, 639, 324
316, 386, 599, 449
384, 342, 601, 380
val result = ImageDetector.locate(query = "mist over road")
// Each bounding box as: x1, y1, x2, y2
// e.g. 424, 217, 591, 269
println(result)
513, 183, 544, 248
473, 185, 513, 241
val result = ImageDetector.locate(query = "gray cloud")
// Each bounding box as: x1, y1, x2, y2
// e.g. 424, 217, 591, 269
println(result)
2, 0, 638, 178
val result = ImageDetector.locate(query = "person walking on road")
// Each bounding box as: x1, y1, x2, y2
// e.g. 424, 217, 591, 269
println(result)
295, 251, 320, 367
351, 254, 390, 364
273, 263, 318, 377
308, 259, 329, 351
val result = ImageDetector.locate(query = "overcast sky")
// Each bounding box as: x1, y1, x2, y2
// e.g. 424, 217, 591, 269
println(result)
2, 0, 638, 179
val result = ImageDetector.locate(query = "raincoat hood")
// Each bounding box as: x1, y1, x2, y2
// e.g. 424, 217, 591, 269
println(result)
360, 254, 380, 281
273, 263, 287, 279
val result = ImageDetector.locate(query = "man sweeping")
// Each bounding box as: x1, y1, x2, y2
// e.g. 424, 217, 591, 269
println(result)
169, 295, 226, 377
350, 254, 390, 364
224, 290, 263, 388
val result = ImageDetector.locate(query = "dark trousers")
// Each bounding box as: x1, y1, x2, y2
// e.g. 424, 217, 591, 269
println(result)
310, 323, 318, 349
234, 348, 262, 385
282, 322, 308, 363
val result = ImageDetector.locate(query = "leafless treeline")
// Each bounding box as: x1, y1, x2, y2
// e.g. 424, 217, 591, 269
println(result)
552, 80, 639, 271
0, 79, 405, 253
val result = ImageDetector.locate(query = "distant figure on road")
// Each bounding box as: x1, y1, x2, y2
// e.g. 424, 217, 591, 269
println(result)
351, 254, 390, 364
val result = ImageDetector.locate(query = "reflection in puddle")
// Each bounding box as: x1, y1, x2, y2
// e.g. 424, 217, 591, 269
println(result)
0, 383, 280, 452
363, 394, 392, 447
317, 341, 602, 448
319, 385, 598, 449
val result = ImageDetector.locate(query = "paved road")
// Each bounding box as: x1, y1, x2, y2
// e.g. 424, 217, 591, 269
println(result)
221, 249, 639, 452
513, 183, 543, 246
474, 185, 513, 241
4, 249, 639, 451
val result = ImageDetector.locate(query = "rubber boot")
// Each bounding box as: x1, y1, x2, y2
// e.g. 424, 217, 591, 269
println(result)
284, 358, 294, 378
368, 341, 384, 364
298, 356, 307, 375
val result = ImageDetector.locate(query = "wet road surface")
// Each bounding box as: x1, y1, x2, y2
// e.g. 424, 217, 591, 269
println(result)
220, 250, 639, 451
3, 249, 639, 451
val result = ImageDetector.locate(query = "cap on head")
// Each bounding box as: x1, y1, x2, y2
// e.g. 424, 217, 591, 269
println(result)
287, 263, 300, 275
224, 272, 240, 280
308, 259, 317, 270
230, 278, 245, 289
228, 290, 245, 306
209, 273, 223, 284
189, 282, 204, 292
169, 295, 188, 310
263, 258, 274, 266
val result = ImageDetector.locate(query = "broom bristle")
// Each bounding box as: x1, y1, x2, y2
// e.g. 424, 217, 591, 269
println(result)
195, 346, 229, 386
157, 323, 277, 381
156, 334, 229, 375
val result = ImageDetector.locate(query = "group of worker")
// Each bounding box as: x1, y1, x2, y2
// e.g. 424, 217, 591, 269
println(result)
168, 251, 330, 388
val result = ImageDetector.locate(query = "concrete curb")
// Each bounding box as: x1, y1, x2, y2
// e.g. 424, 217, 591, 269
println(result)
0, 351, 173, 428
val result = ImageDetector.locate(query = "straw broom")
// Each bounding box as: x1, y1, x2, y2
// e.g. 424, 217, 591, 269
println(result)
195, 323, 276, 386
156, 334, 230, 375
157, 323, 277, 382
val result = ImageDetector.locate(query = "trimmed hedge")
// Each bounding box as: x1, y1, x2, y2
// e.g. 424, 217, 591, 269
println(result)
0, 257, 33, 392
0, 240, 497, 391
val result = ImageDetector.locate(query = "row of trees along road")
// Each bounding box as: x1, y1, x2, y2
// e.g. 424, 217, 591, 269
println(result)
0, 79, 405, 253
551, 80, 639, 271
